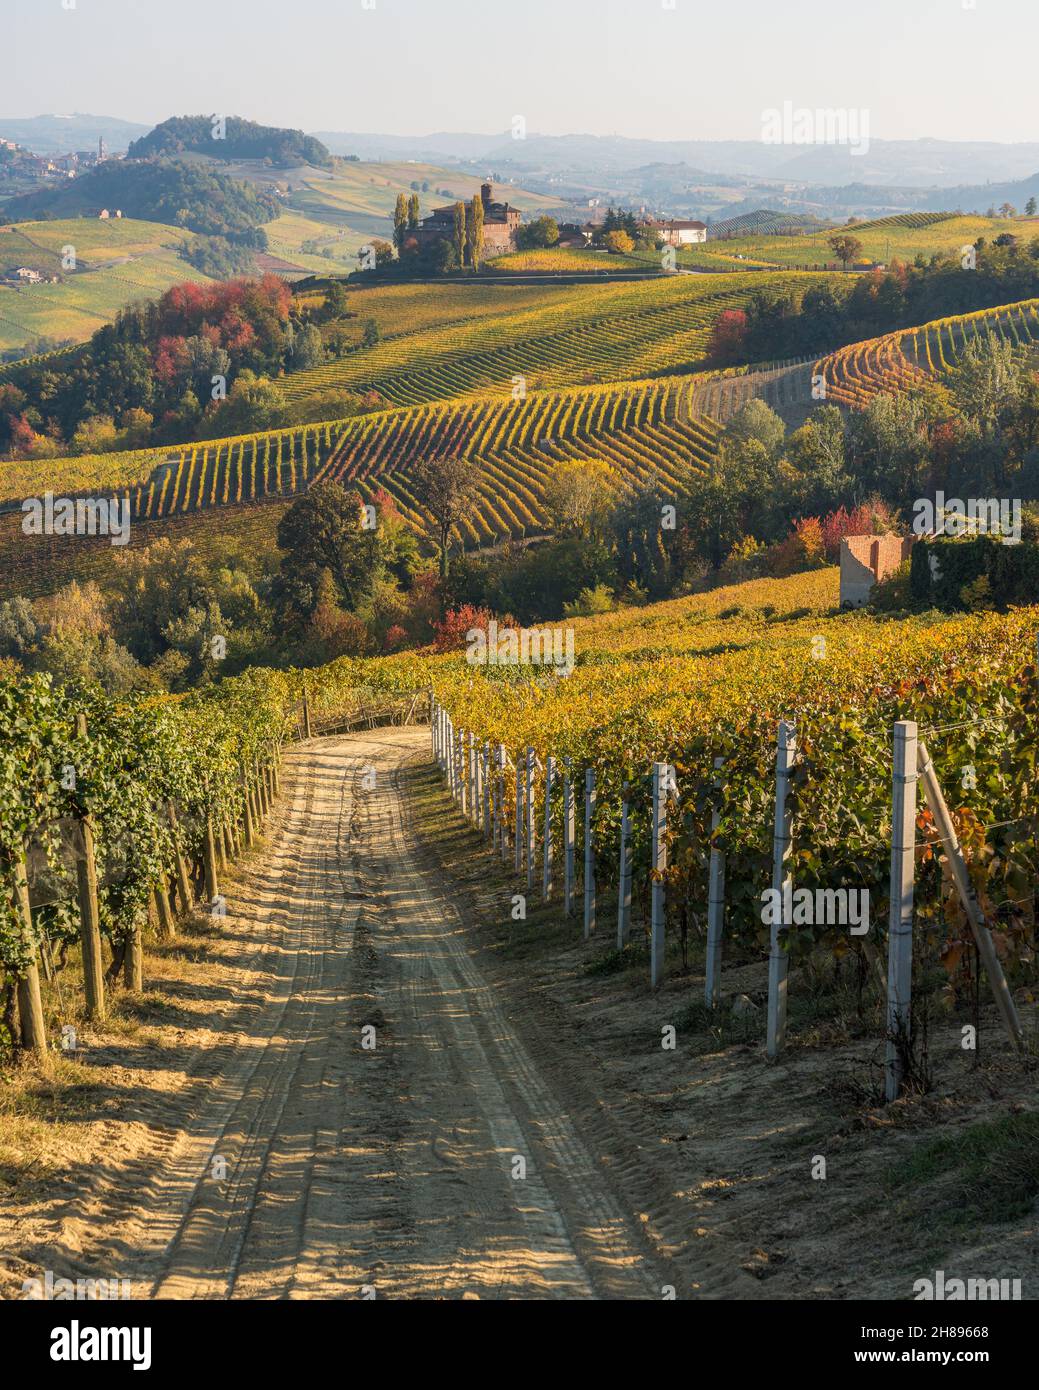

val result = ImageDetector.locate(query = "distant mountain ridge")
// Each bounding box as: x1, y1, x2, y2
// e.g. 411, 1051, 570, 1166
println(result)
0, 113, 150, 154
310, 131, 1039, 189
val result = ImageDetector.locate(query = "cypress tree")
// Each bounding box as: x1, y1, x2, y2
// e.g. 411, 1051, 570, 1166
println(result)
393, 193, 408, 253
453, 201, 467, 267
467, 194, 485, 271
408, 193, 420, 229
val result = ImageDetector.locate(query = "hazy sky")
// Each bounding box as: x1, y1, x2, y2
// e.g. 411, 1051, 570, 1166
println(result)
5, 0, 1037, 144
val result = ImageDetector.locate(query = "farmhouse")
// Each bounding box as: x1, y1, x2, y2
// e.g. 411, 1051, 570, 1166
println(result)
6, 267, 43, 284
412, 182, 520, 258
556, 223, 598, 249
645, 218, 708, 246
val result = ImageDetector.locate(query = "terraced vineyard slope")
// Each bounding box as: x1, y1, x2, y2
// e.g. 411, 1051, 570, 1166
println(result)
4, 376, 721, 554
277, 271, 836, 408
814, 296, 1039, 408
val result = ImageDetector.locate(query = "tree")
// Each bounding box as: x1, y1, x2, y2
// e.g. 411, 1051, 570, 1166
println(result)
1026, 197, 1038, 217
196, 370, 283, 437
708, 308, 748, 364
543, 459, 615, 538
393, 193, 409, 254
322, 280, 349, 320
604, 229, 634, 255
453, 201, 467, 268
516, 216, 559, 250
276, 480, 386, 612
467, 194, 485, 271
0, 596, 42, 661
71, 414, 120, 454
362, 319, 379, 348
828, 233, 863, 269
408, 193, 420, 229
413, 454, 481, 579
999, 202, 1017, 219
290, 322, 325, 372
847, 392, 931, 501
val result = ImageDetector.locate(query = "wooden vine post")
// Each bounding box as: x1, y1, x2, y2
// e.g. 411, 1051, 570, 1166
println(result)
514, 756, 523, 875
123, 919, 143, 992
650, 761, 668, 988
885, 721, 918, 1101
704, 757, 727, 1009
617, 781, 631, 949
239, 764, 255, 851
542, 755, 554, 900
563, 757, 575, 917
916, 739, 1023, 1050
482, 742, 492, 841
583, 767, 596, 938
11, 850, 48, 1057
75, 713, 106, 1021
302, 681, 312, 741
154, 873, 176, 941
525, 747, 535, 892
766, 720, 797, 1061
203, 780, 221, 906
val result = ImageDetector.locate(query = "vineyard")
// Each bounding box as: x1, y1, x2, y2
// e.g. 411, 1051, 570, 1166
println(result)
0, 218, 216, 352
814, 296, 1039, 408
276, 270, 834, 408
395, 576, 1039, 1092
0, 657, 424, 1055
2, 375, 722, 555
682, 213, 1034, 273
489, 248, 645, 272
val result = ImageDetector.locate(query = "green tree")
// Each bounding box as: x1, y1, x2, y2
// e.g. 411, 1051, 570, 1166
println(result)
453, 201, 467, 267
467, 194, 485, 271
322, 280, 349, 320
276, 480, 387, 613
290, 323, 325, 372
516, 216, 559, 250
393, 193, 409, 254
408, 193, 420, 229
1026, 197, 1037, 217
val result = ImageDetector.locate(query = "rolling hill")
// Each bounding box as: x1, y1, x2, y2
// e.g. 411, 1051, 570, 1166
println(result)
682, 212, 1038, 271
276, 270, 838, 408
0, 217, 214, 352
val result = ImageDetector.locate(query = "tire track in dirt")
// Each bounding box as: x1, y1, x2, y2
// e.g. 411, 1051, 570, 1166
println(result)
14, 729, 676, 1299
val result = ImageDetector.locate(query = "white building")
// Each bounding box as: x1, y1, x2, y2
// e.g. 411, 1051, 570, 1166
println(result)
647, 218, 708, 246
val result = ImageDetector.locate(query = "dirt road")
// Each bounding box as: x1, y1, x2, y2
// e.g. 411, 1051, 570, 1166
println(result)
35, 728, 671, 1300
